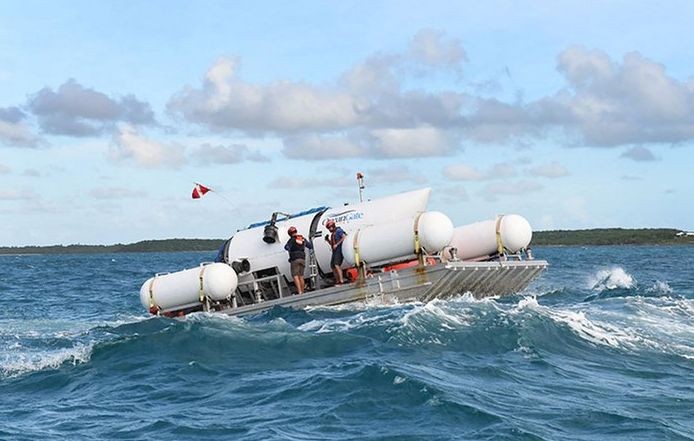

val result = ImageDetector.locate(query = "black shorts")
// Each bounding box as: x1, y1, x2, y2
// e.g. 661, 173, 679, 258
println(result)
331, 248, 344, 268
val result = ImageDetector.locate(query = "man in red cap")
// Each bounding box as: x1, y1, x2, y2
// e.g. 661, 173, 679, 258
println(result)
325, 220, 346, 285
284, 226, 313, 294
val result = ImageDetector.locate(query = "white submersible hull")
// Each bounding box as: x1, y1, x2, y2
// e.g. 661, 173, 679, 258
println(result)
139, 188, 548, 317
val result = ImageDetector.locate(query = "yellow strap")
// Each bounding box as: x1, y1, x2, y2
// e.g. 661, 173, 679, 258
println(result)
148, 277, 157, 309
495, 215, 505, 255
413, 212, 423, 254
353, 230, 362, 266
198, 265, 208, 303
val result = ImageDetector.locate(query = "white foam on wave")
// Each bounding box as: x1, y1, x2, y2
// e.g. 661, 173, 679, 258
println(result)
393, 375, 406, 385
305, 303, 373, 313
1, 342, 94, 378
0, 315, 152, 378
399, 299, 474, 329
383, 299, 479, 346
514, 295, 540, 311
647, 280, 673, 295
298, 307, 401, 333
512, 295, 642, 349
589, 266, 635, 290
617, 297, 694, 358
185, 311, 246, 324
298, 298, 477, 342
550, 309, 641, 348
182, 312, 301, 337
669, 344, 694, 360
674, 297, 694, 317
512, 295, 694, 359
0, 315, 151, 340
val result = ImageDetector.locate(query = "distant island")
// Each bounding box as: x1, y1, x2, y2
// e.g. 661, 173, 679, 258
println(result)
0, 229, 692, 255
533, 228, 694, 246
0, 239, 225, 255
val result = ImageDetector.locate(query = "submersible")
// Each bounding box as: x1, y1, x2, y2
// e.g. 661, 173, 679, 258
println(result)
140, 188, 548, 317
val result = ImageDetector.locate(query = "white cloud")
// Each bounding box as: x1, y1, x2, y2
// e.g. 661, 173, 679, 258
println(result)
0, 107, 41, 148
548, 48, 694, 146
341, 54, 401, 97
557, 47, 615, 89
0, 163, 11, 174
527, 162, 569, 178
167, 48, 466, 142
167, 34, 694, 161
0, 121, 41, 148
408, 29, 466, 69
370, 126, 455, 157
109, 125, 185, 168
168, 57, 359, 134
168, 31, 468, 160
620, 146, 658, 162
27, 79, 154, 136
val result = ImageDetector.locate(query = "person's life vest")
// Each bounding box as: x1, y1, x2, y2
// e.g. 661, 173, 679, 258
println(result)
288, 235, 306, 262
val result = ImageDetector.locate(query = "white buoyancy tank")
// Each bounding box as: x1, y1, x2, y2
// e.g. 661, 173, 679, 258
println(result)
342, 211, 454, 266
444, 214, 532, 261
140, 263, 238, 312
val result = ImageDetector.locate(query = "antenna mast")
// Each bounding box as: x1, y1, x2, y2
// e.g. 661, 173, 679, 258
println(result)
356, 172, 365, 202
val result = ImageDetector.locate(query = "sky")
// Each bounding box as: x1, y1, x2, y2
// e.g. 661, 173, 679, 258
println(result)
1, 0, 693, 246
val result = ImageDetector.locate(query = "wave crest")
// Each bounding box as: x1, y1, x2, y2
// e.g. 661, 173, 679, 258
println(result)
647, 280, 673, 295
589, 267, 635, 290
1, 343, 94, 378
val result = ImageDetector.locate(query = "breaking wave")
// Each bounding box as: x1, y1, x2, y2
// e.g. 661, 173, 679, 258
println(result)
4, 290, 694, 380
1, 343, 94, 378
0, 315, 150, 378
648, 280, 674, 294
589, 266, 635, 290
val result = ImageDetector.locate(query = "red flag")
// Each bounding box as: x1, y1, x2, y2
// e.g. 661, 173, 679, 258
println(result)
192, 183, 211, 199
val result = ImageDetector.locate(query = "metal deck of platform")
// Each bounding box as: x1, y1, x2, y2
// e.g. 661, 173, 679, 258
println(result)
218, 259, 548, 317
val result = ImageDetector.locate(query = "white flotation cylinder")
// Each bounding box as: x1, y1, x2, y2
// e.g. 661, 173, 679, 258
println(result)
342, 211, 454, 266
443, 214, 532, 261
139, 263, 238, 313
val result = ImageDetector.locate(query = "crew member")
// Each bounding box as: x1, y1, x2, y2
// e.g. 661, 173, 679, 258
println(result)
325, 219, 346, 285
284, 226, 313, 294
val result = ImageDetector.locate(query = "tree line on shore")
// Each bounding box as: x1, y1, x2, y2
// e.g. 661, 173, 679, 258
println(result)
531, 228, 693, 246
0, 239, 225, 255
1, 229, 692, 255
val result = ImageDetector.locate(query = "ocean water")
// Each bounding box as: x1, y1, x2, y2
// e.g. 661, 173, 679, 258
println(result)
0, 246, 692, 440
